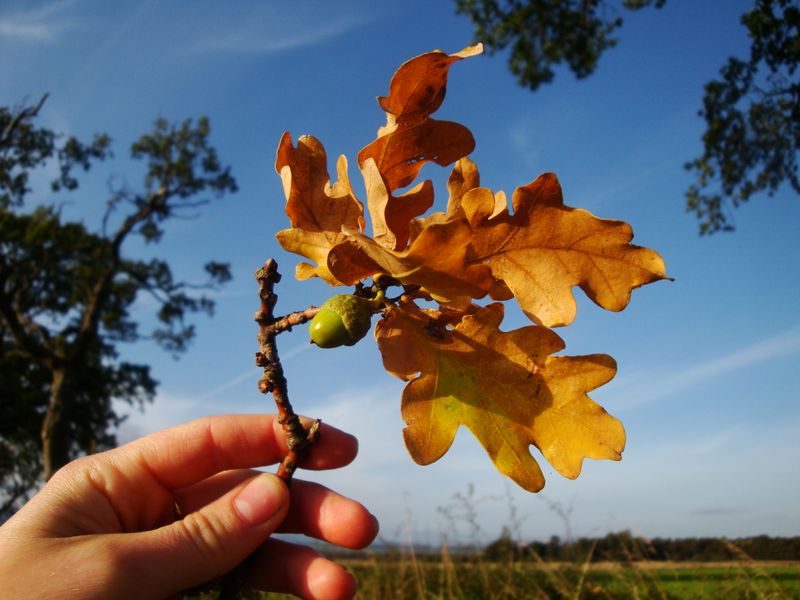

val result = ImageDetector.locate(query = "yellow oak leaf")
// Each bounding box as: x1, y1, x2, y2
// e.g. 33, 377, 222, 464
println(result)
328, 219, 494, 306
464, 172, 670, 327
274, 132, 365, 285
375, 299, 624, 492
358, 45, 482, 191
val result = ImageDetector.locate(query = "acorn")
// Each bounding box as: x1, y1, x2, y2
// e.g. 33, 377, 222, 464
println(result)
309, 294, 373, 348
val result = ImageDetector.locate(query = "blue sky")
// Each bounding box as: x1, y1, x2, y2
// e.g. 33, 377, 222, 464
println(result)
2, 0, 799, 545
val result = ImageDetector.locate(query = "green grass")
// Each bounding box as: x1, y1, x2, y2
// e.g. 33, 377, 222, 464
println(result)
189, 556, 800, 599
235, 555, 800, 600
343, 559, 800, 600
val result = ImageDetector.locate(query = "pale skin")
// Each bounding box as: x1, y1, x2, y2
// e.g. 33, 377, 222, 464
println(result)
0, 414, 379, 600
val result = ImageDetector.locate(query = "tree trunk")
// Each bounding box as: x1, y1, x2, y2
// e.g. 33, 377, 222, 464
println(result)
41, 368, 71, 480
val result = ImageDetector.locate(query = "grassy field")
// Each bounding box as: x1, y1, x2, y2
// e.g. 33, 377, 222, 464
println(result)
337, 557, 800, 599
239, 555, 800, 599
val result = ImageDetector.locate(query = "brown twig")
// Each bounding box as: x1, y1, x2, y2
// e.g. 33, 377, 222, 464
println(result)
254, 259, 321, 481
217, 258, 321, 599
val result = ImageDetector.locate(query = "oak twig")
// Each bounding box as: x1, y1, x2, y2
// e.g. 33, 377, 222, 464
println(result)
217, 258, 321, 599
254, 258, 321, 481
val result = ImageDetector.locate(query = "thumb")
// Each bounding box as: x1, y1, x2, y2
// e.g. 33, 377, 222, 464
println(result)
122, 472, 289, 597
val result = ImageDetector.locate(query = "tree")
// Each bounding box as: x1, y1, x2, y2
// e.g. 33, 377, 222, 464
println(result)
454, 0, 666, 91
0, 97, 237, 517
685, 0, 799, 234
455, 0, 799, 233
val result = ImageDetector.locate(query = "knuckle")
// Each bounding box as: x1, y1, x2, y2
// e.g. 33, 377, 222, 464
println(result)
177, 509, 233, 568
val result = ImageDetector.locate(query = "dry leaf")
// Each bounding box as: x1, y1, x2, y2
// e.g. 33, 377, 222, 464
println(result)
445, 156, 482, 218
407, 156, 483, 246
329, 219, 494, 305
359, 120, 475, 192
465, 172, 670, 327
358, 45, 482, 191
375, 43, 483, 133
274, 132, 365, 285
375, 300, 624, 492
362, 158, 434, 251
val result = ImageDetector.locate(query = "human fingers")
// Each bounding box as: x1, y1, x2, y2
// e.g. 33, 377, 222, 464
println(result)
247, 538, 359, 600
113, 472, 290, 599
109, 414, 358, 492
175, 474, 378, 550
279, 480, 379, 549
22, 415, 358, 537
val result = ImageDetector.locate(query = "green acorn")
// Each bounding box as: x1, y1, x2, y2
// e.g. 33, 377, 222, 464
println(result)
309, 294, 373, 348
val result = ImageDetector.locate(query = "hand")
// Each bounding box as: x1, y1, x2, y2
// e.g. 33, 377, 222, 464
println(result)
0, 414, 378, 600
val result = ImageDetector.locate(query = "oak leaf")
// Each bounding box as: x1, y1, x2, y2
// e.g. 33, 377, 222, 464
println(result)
362, 158, 434, 251
358, 45, 482, 192
328, 219, 494, 306
408, 156, 483, 240
274, 132, 365, 285
375, 300, 624, 492
464, 172, 670, 327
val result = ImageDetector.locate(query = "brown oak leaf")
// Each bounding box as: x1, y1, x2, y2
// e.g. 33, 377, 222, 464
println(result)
375, 300, 624, 492
328, 219, 494, 306
274, 132, 365, 285
358, 45, 482, 191
408, 156, 483, 240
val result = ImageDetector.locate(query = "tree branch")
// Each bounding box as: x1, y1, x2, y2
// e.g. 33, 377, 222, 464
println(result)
254, 259, 320, 482
217, 260, 320, 600
72, 187, 168, 361
0, 260, 53, 365
0, 94, 48, 151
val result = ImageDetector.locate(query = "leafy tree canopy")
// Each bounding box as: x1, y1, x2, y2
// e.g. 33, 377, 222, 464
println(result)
455, 0, 799, 233
454, 0, 666, 91
686, 0, 799, 233
0, 98, 236, 518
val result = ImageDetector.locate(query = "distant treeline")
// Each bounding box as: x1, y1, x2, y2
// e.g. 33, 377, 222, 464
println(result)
484, 530, 800, 563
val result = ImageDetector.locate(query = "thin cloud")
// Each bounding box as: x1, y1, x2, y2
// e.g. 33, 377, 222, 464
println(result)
689, 507, 744, 517
194, 341, 313, 403
615, 324, 800, 409
190, 13, 371, 55
0, 0, 79, 42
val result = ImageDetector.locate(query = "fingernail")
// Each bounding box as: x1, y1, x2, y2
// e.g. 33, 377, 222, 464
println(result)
234, 473, 286, 526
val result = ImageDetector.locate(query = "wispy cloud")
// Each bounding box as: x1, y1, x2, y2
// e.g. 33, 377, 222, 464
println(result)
689, 507, 744, 517
190, 12, 372, 55
615, 324, 800, 410
193, 341, 313, 403
0, 0, 80, 42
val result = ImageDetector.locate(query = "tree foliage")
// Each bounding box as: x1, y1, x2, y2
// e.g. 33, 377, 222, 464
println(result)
454, 0, 799, 234
0, 98, 236, 517
486, 530, 800, 562
453, 0, 666, 91
686, 0, 799, 234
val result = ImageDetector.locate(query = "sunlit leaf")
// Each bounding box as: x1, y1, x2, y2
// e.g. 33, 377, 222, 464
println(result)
358, 45, 482, 191
274, 132, 364, 285
464, 172, 670, 326
362, 158, 433, 251
375, 300, 624, 491
329, 219, 494, 306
